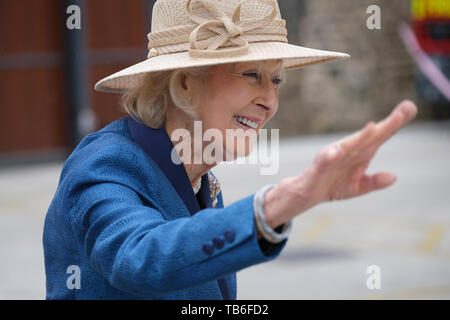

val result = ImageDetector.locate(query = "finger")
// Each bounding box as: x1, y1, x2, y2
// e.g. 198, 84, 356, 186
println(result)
397, 100, 418, 123
358, 172, 397, 196
377, 100, 417, 132
326, 101, 417, 164
372, 100, 418, 147
337, 121, 377, 158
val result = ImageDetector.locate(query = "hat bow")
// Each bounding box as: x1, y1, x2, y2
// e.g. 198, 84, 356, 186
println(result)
186, 0, 277, 58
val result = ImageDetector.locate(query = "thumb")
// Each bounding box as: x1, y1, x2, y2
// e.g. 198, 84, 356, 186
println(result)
359, 172, 397, 196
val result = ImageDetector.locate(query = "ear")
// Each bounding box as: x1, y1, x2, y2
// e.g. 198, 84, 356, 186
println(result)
181, 72, 198, 103
181, 73, 189, 90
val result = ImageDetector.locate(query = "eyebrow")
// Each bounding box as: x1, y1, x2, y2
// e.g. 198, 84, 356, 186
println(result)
237, 60, 283, 73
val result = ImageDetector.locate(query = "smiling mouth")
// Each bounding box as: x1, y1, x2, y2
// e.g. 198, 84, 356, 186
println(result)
233, 115, 259, 129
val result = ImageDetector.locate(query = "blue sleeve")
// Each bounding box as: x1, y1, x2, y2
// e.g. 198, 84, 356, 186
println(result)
64, 143, 287, 297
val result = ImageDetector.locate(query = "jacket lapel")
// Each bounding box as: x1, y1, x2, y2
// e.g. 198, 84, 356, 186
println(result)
127, 117, 201, 215
126, 116, 231, 300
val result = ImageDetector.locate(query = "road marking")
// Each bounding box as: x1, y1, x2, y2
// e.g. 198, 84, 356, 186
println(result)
302, 215, 333, 243
361, 284, 450, 300
418, 224, 447, 254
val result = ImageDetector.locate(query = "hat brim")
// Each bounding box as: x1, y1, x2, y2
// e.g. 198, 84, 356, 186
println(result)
95, 41, 350, 93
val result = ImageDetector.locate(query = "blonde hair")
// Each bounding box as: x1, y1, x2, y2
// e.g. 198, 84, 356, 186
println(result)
121, 66, 210, 128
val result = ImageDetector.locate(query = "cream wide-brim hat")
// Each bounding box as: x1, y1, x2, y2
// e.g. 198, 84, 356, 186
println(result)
95, 0, 350, 93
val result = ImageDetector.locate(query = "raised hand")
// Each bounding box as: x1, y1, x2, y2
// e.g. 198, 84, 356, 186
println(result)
304, 100, 418, 204
264, 100, 418, 229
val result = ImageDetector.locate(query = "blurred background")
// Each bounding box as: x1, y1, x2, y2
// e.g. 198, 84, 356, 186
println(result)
0, 0, 449, 299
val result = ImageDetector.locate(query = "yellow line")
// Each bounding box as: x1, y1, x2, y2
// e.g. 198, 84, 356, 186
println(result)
362, 284, 450, 300
418, 224, 447, 254
303, 215, 333, 242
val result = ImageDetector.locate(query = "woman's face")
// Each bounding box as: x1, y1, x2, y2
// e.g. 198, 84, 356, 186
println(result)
188, 59, 283, 161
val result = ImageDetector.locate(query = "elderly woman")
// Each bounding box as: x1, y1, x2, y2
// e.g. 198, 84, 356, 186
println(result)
43, 0, 417, 299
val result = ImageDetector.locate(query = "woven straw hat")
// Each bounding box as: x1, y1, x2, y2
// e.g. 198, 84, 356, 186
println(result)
95, 0, 350, 93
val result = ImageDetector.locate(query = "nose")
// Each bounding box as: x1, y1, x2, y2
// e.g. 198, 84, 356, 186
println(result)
253, 77, 279, 113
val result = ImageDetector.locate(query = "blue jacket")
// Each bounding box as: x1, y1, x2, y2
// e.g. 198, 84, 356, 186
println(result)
43, 116, 287, 299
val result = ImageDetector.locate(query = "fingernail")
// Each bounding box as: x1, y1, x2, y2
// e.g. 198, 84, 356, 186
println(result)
389, 175, 397, 184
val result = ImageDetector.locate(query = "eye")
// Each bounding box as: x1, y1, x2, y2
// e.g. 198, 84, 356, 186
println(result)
272, 77, 283, 87
242, 72, 260, 79
238, 71, 284, 88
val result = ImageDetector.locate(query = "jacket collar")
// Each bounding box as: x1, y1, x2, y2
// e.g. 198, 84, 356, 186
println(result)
126, 116, 212, 215
126, 116, 230, 300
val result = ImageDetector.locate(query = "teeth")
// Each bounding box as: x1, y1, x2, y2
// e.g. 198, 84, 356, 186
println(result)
234, 116, 258, 129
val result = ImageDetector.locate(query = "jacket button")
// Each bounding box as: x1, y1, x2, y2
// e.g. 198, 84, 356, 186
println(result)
224, 230, 235, 243
202, 243, 214, 255
213, 237, 224, 249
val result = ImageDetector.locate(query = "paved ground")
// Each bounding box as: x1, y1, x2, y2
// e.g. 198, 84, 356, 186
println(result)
0, 120, 449, 299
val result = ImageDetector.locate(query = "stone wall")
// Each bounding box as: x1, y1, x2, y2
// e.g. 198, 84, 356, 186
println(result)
270, 0, 428, 136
